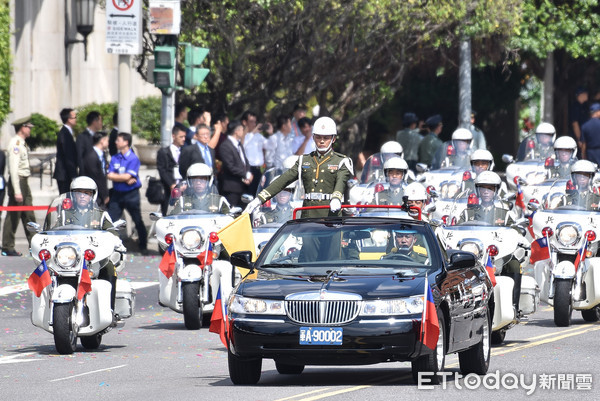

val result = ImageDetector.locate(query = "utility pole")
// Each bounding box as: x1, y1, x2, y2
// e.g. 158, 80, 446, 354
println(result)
458, 38, 472, 129
118, 55, 131, 133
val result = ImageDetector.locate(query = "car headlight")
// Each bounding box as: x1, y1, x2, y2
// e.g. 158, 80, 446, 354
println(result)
360, 296, 424, 316
55, 246, 78, 268
229, 295, 285, 315
181, 229, 202, 250
459, 242, 481, 258
557, 224, 580, 247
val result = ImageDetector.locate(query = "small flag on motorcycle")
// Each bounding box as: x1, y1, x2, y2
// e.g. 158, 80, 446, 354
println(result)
530, 237, 550, 264
419, 275, 440, 351
197, 241, 213, 267
209, 284, 228, 347
515, 182, 526, 210
28, 259, 52, 297
485, 254, 497, 287
574, 237, 588, 272
159, 243, 176, 279
77, 260, 93, 300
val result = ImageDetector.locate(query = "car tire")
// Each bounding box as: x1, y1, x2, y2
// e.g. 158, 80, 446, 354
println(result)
411, 309, 445, 384
228, 349, 262, 385
80, 333, 103, 350
275, 362, 304, 374
182, 282, 202, 330
491, 329, 506, 345
553, 279, 573, 327
581, 306, 600, 322
458, 308, 491, 375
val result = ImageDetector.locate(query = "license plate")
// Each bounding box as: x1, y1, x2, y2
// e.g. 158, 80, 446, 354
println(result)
299, 327, 343, 345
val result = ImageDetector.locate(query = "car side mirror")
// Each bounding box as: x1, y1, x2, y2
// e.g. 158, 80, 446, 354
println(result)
27, 222, 41, 233
230, 251, 254, 270
502, 154, 514, 164
447, 250, 476, 270
149, 212, 163, 221
241, 194, 254, 204
416, 163, 429, 173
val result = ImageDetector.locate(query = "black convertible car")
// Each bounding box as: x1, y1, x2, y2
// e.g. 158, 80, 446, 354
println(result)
227, 216, 493, 385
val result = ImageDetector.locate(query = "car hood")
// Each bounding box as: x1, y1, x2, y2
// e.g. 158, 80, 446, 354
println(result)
237, 272, 429, 300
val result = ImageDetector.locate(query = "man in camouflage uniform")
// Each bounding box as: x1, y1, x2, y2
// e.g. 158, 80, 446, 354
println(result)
2, 116, 36, 256
382, 231, 428, 264
171, 163, 230, 215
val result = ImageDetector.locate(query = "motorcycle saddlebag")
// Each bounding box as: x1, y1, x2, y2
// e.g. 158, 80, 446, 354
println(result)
115, 279, 135, 319
519, 275, 540, 315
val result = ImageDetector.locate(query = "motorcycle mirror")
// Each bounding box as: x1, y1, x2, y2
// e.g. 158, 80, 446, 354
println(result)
149, 212, 163, 221
347, 178, 358, 189
229, 206, 243, 216
514, 217, 529, 226
26, 222, 41, 233
241, 194, 254, 204
501, 154, 514, 164
511, 225, 527, 237
416, 163, 429, 173
112, 219, 127, 230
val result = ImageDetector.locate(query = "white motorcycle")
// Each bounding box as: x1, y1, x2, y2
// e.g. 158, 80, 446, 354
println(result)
27, 193, 133, 354
150, 184, 241, 330
530, 182, 600, 326
437, 191, 539, 343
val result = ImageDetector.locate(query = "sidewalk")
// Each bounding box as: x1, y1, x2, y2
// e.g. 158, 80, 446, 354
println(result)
4, 165, 161, 256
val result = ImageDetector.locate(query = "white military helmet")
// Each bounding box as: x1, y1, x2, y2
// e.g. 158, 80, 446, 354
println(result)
553, 136, 577, 151
283, 155, 299, 169
380, 141, 404, 157
383, 157, 408, 174
571, 159, 596, 175
405, 182, 428, 201
470, 149, 495, 171
451, 128, 473, 141
187, 163, 213, 187
535, 122, 556, 143
474, 170, 502, 187
312, 116, 337, 136
70, 176, 98, 202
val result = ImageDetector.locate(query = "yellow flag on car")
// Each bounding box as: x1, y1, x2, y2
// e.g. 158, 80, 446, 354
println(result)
217, 214, 256, 278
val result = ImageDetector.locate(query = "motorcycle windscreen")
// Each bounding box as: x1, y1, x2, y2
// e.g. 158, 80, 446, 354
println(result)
544, 177, 600, 211
167, 182, 228, 215
43, 192, 108, 231
452, 188, 509, 226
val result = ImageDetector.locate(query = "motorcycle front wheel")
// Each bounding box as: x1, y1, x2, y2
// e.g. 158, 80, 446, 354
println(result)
554, 279, 573, 327
81, 333, 103, 350
53, 302, 78, 354
182, 282, 202, 330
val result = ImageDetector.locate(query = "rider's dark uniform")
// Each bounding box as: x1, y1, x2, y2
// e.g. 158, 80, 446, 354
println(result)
261, 204, 293, 224
372, 187, 405, 206
171, 192, 230, 215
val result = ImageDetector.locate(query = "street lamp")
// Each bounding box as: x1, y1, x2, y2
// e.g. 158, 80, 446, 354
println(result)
64, 0, 97, 69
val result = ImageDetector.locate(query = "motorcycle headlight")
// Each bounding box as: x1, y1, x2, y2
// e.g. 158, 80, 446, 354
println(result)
557, 224, 580, 247
55, 246, 78, 268
360, 296, 424, 316
447, 183, 459, 199
459, 242, 481, 258
181, 229, 202, 250
229, 295, 285, 315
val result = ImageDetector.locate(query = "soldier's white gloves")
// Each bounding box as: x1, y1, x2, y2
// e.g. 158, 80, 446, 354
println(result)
329, 198, 341, 213
243, 198, 262, 215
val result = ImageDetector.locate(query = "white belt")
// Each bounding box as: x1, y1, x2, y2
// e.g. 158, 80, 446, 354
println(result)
306, 192, 332, 200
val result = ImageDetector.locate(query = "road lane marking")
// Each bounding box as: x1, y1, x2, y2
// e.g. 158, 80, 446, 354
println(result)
297, 385, 373, 401
0, 352, 38, 364
524, 323, 597, 341
0, 281, 157, 296
49, 364, 127, 382
275, 388, 333, 401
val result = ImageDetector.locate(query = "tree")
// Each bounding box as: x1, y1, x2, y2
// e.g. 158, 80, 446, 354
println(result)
0, 0, 11, 128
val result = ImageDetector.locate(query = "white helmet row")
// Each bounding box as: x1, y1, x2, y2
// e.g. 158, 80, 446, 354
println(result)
380, 141, 404, 157
383, 157, 408, 172
474, 170, 502, 187
312, 116, 337, 137
451, 128, 473, 141
470, 149, 495, 171
70, 176, 98, 202
405, 182, 427, 201
535, 122, 556, 144
553, 136, 577, 151
571, 159, 596, 175
187, 163, 213, 188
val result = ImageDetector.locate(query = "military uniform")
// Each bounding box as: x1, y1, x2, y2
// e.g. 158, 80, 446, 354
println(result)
171, 192, 230, 215
58, 206, 114, 231
458, 201, 515, 226
260, 204, 293, 224
547, 163, 572, 179
2, 131, 36, 252
418, 132, 443, 167
563, 189, 600, 210
257, 149, 352, 218
372, 186, 405, 206
396, 128, 423, 170
383, 247, 428, 264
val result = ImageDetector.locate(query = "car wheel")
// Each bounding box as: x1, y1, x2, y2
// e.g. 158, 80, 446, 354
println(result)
458, 307, 491, 375
275, 361, 304, 374
581, 306, 600, 322
228, 349, 262, 385
553, 279, 573, 327
411, 309, 445, 384
182, 282, 202, 330
80, 333, 103, 350
491, 329, 506, 345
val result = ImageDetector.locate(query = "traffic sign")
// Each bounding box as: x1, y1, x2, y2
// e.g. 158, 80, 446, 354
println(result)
106, 0, 142, 55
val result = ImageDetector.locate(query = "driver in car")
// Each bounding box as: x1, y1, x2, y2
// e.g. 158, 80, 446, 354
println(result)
383, 230, 428, 264
172, 163, 230, 214
562, 160, 600, 210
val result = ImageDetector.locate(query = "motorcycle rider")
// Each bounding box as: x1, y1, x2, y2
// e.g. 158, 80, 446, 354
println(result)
372, 157, 408, 205
257, 177, 294, 224
404, 182, 432, 222
382, 230, 428, 264
562, 159, 600, 210
172, 163, 230, 214
547, 136, 578, 179
517, 122, 556, 161
462, 149, 494, 191
432, 128, 473, 169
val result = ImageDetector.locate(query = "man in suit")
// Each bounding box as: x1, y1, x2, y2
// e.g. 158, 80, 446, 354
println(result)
216, 120, 252, 208
109, 112, 119, 157
54, 108, 78, 194
179, 124, 216, 179
82, 131, 110, 208
77, 110, 102, 175
157, 126, 186, 215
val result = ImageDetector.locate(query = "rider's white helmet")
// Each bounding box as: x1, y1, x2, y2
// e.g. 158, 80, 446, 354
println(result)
405, 182, 428, 201
470, 149, 495, 171
474, 171, 502, 187
571, 160, 596, 175
187, 163, 213, 188
70, 176, 98, 202
283, 155, 299, 169
380, 141, 404, 157
383, 157, 408, 181
553, 136, 577, 151
535, 122, 556, 144
312, 116, 337, 136
451, 128, 473, 141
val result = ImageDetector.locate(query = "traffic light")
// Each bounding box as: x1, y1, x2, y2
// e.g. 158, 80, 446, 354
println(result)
183, 44, 209, 89
153, 45, 177, 89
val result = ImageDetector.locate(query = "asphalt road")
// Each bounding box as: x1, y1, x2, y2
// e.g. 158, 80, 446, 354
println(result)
1, 255, 598, 400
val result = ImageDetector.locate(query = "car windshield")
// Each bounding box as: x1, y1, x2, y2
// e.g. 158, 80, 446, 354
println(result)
258, 219, 439, 276
43, 192, 108, 231
167, 182, 226, 215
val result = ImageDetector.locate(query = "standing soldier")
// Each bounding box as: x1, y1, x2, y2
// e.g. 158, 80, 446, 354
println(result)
418, 115, 443, 168
2, 116, 36, 256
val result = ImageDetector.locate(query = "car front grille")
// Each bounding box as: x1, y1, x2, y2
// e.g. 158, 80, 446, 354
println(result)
285, 300, 360, 325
